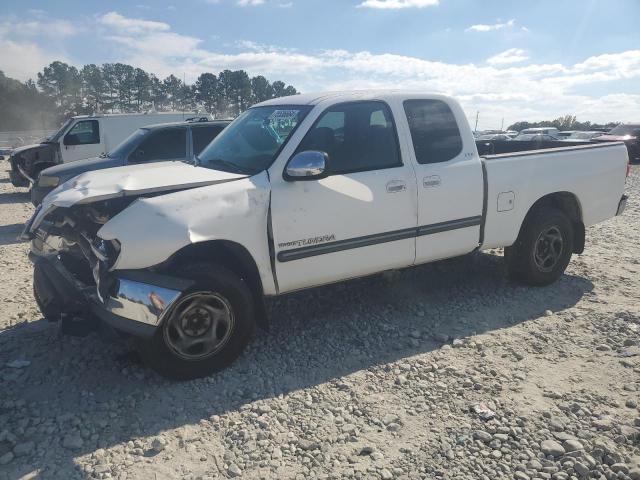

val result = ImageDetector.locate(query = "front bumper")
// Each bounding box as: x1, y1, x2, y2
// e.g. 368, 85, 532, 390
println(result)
32, 254, 192, 337
616, 194, 628, 216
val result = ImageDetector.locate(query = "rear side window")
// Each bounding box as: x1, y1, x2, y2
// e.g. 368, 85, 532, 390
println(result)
403, 99, 463, 164
130, 128, 187, 162
192, 125, 224, 155
296, 101, 401, 175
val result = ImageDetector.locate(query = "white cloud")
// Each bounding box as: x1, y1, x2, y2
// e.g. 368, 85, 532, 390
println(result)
205, 0, 266, 5
1, 11, 639, 128
0, 39, 69, 81
0, 15, 76, 80
467, 18, 516, 32
0, 18, 78, 38
487, 48, 529, 65
358, 0, 439, 8
98, 11, 170, 34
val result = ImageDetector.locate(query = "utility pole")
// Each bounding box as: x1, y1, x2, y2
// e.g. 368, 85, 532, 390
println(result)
501, 118, 504, 131
474, 111, 479, 132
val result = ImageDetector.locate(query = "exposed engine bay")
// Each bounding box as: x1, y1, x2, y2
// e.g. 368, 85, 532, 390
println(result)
30, 197, 136, 304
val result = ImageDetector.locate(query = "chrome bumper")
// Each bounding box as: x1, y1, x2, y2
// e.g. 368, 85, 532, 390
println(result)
617, 194, 628, 216
104, 277, 183, 327
31, 253, 193, 336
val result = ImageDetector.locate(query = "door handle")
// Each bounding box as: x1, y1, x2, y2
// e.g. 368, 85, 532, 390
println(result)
423, 175, 441, 188
386, 180, 406, 193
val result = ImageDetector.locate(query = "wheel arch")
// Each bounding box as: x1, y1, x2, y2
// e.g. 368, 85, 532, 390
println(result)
520, 192, 585, 254
161, 240, 269, 329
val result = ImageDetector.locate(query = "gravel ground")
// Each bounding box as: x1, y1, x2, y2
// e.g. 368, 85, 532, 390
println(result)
0, 165, 638, 480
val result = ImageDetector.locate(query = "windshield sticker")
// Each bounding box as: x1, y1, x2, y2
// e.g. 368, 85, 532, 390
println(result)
268, 110, 299, 123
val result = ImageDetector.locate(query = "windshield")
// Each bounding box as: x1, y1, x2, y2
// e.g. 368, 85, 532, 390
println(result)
197, 105, 313, 174
608, 124, 640, 136
107, 128, 148, 158
45, 118, 74, 143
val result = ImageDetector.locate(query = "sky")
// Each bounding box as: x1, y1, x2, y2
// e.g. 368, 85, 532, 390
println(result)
1, 0, 639, 129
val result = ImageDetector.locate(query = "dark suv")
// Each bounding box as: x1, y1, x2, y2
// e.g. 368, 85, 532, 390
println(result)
31, 118, 231, 205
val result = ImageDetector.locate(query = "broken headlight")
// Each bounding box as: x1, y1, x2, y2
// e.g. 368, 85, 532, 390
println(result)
91, 237, 121, 270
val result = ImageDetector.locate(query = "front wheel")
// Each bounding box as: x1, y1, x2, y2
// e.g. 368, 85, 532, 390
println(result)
505, 208, 574, 286
137, 263, 256, 380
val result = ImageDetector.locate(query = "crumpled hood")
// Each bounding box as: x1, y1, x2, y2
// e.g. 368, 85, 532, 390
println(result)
31, 161, 247, 231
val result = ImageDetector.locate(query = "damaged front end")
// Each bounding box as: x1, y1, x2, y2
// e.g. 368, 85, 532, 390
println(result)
9, 143, 59, 187
27, 198, 192, 337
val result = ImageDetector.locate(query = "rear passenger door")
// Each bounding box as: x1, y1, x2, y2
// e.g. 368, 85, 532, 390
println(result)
402, 99, 484, 264
126, 128, 187, 165
271, 101, 418, 293
191, 125, 225, 158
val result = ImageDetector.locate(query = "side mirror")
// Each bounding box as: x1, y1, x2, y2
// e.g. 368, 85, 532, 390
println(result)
284, 151, 329, 181
131, 149, 145, 161
63, 134, 80, 146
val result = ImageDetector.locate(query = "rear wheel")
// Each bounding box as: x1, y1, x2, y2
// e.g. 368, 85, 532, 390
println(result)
506, 208, 574, 286
136, 263, 256, 380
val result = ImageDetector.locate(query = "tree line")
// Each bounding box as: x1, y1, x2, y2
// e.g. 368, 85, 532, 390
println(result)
0, 61, 298, 131
508, 115, 618, 133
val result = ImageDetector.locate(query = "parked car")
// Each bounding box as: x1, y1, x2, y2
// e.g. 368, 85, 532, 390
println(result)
478, 133, 512, 141
561, 131, 604, 142
557, 130, 577, 139
9, 112, 206, 188
520, 127, 561, 137
513, 133, 559, 141
24, 91, 629, 379
592, 123, 640, 162
31, 119, 231, 206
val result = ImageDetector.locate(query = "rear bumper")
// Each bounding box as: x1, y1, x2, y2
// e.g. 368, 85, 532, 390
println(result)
616, 195, 628, 216
31, 254, 192, 337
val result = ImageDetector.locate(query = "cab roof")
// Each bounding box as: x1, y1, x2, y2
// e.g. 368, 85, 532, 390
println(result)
254, 90, 449, 107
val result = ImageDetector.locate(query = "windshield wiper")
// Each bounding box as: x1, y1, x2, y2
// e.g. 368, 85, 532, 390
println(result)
206, 158, 256, 175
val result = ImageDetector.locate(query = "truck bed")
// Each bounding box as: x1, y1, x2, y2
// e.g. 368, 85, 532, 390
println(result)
480, 142, 629, 250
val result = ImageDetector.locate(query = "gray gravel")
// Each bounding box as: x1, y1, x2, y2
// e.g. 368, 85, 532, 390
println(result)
0, 165, 639, 479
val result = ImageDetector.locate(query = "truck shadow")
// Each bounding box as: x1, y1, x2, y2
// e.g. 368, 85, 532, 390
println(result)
0, 223, 27, 246
0, 191, 30, 205
0, 251, 594, 479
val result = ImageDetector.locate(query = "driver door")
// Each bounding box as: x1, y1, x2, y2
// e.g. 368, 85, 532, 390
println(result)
61, 120, 103, 162
270, 100, 418, 293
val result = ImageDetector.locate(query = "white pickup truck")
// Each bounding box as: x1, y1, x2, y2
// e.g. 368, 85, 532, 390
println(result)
24, 91, 629, 379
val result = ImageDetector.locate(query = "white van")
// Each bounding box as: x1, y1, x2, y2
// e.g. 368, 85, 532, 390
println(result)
9, 112, 206, 187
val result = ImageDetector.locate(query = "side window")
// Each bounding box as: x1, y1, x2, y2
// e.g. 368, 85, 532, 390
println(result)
403, 100, 463, 164
130, 128, 187, 162
192, 125, 223, 155
64, 120, 100, 145
296, 101, 401, 175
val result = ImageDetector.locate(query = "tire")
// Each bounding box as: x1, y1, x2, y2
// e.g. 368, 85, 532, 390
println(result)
33, 269, 62, 320
506, 207, 574, 286
136, 263, 256, 380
